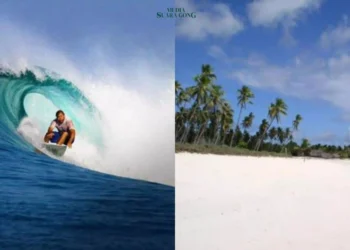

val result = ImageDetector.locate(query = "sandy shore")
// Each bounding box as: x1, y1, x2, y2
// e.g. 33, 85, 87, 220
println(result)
176, 153, 350, 250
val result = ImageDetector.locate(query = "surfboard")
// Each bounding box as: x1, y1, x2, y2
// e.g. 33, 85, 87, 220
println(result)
41, 142, 67, 157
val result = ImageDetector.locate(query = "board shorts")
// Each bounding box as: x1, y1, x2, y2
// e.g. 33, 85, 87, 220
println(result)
50, 131, 75, 145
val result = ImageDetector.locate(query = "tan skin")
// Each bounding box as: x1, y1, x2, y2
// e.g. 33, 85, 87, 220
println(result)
44, 113, 76, 148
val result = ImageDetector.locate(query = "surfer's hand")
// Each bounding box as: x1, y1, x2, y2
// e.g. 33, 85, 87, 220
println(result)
67, 143, 72, 148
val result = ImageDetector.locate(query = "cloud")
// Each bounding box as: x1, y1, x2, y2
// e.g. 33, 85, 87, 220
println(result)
247, 0, 323, 45
320, 15, 350, 49
247, 0, 322, 27
229, 52, 350, 114
176, 0, 244, 41
208, 45, 229, 61
338, 113, 350, 122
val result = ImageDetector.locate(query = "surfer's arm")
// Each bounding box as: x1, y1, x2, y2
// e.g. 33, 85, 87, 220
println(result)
44, 123, 55, 142
45, 121, 56, 135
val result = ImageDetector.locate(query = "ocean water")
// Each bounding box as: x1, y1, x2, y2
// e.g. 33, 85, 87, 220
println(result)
0, 69, 175, 249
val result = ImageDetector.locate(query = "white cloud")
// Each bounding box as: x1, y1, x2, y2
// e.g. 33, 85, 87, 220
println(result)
230, 52, 350, 114
176, 0, 244, 41
208, 45, 229, 60
247, 0, 323, 45
247, 0, 322, 27
320, 15, 350, 49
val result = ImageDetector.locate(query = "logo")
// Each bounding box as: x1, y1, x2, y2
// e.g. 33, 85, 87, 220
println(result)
157, 8, 196, 18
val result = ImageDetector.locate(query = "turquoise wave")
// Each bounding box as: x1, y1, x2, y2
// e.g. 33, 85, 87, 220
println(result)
0, 67, 103, 150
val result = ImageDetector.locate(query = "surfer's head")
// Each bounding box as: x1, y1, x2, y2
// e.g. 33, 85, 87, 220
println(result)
56, 110, 65, 123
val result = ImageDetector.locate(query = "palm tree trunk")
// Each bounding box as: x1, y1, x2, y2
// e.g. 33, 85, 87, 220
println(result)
194, 120, 206, 144
214, 130, 220, 145
180, 104, 198, 143
232, 107, 243, 147
255, 118, 275, 151
176, 102, 189, 141
209, 116, 218, 143
269, 139, 273, 151
175, 122, 184, 140
222, 132, 228, 145
195, 123, 208, 144
228, 129, 235, 147
280, 144, 285, 153
214, 122, 222, 145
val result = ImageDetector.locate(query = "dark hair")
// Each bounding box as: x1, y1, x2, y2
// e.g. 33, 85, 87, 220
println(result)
56, 110, 65, 118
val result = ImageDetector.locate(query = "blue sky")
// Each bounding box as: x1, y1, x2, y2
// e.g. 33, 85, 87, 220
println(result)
176, 0, 350, 145
0, 0, 174, 67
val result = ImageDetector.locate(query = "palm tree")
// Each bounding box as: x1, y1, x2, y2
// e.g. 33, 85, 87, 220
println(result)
277, 127, 284, 144
259, 119, 269, 138
241, 112, 254, 130
175, 107, 188, 139
201, 64, 217, 79
241, 112, 255, 146
230, 85, 254, 147
175, 86, 192, 140
194, 108, 210, 144
194, 85, 224, 143
175, 80, 182, 99
199, 85, 225, 144
219, 102, 234, 145
281, 127, 291, 152
301, 138, 310, 149
180, 65, 216, 142
268, 127, 277, 145
211, 109, 223, 144
284, 114, 303, 146
255, 98, 288, 151
293, 114, 302, 131
176, 87, 190, 111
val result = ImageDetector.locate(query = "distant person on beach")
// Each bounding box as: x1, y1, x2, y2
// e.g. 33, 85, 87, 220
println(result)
44, 110, 76, 148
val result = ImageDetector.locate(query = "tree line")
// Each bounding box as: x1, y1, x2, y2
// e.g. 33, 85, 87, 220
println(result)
175, 64, 309, 154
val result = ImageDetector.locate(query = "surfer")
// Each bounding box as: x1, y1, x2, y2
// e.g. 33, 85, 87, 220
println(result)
44, 110, 76, 148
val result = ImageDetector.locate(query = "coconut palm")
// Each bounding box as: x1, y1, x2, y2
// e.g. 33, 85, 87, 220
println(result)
259, 119, 269, 138
199, 85, 225, 144
230, 85, 254, 147
180, 65, 216, 142
268, 127, 277, 145
277, 127, 284, 144
255, 98, 288, 150
241, 112, 254, 130
293, 114, 302, 131
219, 102, 234, 144
176, 87, 190, 110
194, 85, 224, 143
241, 112, 255, 146
301, 138, 310, 149
175, 80, 182, 98
175, 107, 188, 138
281, 127, 291, 152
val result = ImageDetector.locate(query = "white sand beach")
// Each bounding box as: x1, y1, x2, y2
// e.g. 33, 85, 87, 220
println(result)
176, 153, 350, 250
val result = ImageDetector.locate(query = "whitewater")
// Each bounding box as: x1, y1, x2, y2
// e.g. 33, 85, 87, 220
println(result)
0, 20, 174, 186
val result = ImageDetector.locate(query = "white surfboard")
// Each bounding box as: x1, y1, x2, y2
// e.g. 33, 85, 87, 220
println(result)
41, 142, 67, 157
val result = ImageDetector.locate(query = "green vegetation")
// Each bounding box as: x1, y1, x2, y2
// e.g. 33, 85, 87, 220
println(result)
175, 64, 350, 159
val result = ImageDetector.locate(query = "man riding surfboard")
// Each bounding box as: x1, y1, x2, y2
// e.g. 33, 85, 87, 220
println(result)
44, 110, 76, 148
